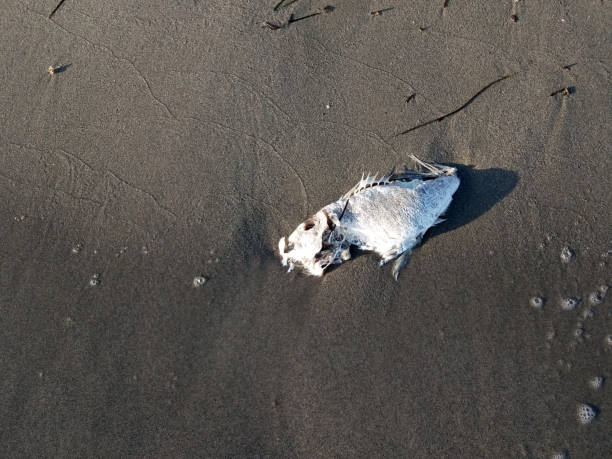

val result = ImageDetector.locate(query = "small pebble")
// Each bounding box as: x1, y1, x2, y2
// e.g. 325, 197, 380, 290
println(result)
576, 403, 598, 424
551, 451, 568, 459
193, 276, 207, 288
71, 243, 83, 254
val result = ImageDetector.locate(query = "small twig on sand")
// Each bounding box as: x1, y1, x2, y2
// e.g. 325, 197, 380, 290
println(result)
405, 94, 416, 104
49, 0, 67, 19
393, 73, 514, 137
371, 7, 394, 16
263, 21, 282, 30
288, 12, 320, 24
274, 0, 300, 11
266, 5, 334, 29
562, 63, 577, 70
550, 86, 575, 97
288, 6, 333, 25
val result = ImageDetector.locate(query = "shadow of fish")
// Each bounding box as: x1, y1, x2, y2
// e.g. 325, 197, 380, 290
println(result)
278, 156, 460, 279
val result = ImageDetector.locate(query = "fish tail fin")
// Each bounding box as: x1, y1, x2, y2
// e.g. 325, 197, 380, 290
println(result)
392, 249, 412, 280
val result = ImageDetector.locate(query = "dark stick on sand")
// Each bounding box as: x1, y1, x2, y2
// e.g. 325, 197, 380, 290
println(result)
48, 0, 67, 19
267, 5, 332, 29
394, 73, 514, 137
443, 0, 450, 8
274, 0, 300, 11
288, 12, 321, 24
405, 94, 416, 104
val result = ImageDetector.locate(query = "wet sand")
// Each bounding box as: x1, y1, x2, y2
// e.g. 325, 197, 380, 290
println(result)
1, 1, 610, 457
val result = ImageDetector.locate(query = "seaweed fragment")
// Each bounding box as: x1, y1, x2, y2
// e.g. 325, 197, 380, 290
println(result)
394, 73, 514, 137
48, 0, 67, 18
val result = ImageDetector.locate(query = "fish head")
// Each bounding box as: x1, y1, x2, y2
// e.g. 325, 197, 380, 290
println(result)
278, 208, 348, 276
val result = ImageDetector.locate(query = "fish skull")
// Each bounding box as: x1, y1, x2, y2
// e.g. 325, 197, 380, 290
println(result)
278, 209, 348, 276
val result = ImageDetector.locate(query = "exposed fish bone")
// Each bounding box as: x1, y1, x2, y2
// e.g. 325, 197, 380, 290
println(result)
278, 156, 460, 279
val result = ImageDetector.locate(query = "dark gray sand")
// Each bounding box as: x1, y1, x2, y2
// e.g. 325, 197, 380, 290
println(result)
1, 1, 611, 457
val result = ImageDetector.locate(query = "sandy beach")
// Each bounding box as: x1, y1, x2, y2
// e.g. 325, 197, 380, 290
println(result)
1, 1, 610, 457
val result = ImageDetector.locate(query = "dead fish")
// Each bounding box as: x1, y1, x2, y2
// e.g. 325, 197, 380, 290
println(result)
278, 156, 460, 279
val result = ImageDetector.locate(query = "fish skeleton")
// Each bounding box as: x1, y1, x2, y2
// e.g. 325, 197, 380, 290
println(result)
278, 156, 460, 279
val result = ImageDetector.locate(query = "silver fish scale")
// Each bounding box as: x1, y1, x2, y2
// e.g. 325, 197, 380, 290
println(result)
332, 177, 457, 257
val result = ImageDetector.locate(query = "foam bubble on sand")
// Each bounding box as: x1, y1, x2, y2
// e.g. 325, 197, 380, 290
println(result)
589, 291, 603, 305
193, 276, 207, 288
560, 246, 575, 263
589, 376, 604, 390
89, 273, 100, 286
580, 307, 595, 320
560, 297, 580, 311
551, 451, 568, 459
530, 296, 545, 309
576, 403, 598, 424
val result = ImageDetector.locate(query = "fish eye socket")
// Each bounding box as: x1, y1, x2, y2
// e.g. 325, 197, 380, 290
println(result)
304, 220, 315, 230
